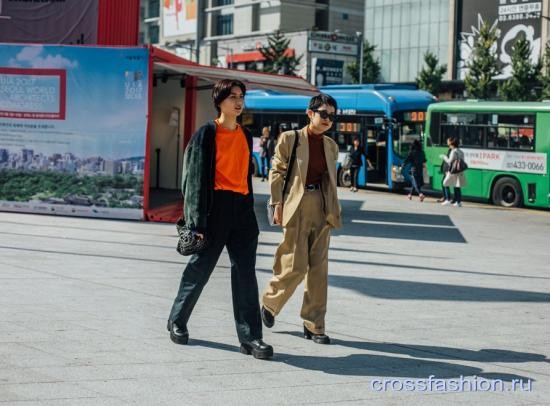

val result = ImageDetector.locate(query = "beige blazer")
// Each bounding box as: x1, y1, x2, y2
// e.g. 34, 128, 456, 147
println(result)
269, 126, 342, 228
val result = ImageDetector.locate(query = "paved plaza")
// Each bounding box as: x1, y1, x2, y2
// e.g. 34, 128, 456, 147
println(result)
1, 179, 549, 405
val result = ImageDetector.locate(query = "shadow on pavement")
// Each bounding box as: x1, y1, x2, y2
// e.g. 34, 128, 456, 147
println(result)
185, 337, 534, 382
256, 269, 550, 302
254, 194, 466, 243
333, 340, 550, 364
276, 352, 533, 382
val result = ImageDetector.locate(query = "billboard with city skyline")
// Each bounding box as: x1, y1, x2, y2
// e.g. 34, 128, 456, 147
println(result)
0, 44, 148, 219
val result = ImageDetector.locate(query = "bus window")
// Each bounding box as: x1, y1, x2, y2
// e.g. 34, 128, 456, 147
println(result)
394, 122, 422, 157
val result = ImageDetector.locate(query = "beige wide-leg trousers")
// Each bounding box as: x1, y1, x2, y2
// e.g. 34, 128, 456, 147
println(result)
262, 189, 331, 334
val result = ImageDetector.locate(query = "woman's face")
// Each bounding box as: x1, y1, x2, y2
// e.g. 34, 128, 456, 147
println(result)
307, 103, 335, 133
219, 86, 244, 118
353, 139, 360, 148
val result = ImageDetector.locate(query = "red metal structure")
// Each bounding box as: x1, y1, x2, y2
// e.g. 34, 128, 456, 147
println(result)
97, 0, 140, 46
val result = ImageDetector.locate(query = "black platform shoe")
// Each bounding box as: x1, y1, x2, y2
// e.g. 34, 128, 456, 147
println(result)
261, 306, 274, 328
167, 320, 189, 345
304, 326, 330, 344
240, 339, 274, 359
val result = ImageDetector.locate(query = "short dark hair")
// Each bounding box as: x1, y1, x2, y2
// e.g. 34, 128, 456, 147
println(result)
448, 137, 459, 148
212, 79, 246, 113
308, 93, 337, 112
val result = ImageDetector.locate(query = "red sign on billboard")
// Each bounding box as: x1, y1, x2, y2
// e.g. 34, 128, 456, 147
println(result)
0, 67, 66, 120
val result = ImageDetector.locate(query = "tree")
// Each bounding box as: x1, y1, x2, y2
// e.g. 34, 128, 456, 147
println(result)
464, 21, 501, 99
416, 51, 447, 95
499, 33, 541, 101
258, 30, 302, 76
346, 40, 381, 83
539, 42, 550, 100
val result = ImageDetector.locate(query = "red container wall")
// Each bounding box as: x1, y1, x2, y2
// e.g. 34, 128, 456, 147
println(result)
97, 0, 140, 46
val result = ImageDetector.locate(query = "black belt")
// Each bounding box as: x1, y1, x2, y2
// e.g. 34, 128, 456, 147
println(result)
305, 184, 321, 191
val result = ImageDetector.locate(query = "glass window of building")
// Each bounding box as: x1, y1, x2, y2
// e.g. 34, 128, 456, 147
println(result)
217, 14, 233, 36
148, 25, 159, 44
216, 0, 233, 6
148, 0, 160, 18
364, 0, 449, 83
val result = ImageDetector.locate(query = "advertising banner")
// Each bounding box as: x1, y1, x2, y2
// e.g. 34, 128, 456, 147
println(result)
0, 45, 148, 219
311, 58, 344, 86
0, 0, 99, 44
163, 0, 197, 37
456, 0, 542, 79
463, 148, 547, 175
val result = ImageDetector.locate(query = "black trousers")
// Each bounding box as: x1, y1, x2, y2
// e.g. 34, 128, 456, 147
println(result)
169, 190, 262, 343
350, 166, 359, 188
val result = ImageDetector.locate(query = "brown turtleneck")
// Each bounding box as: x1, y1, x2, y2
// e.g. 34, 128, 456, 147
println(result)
305, 127, 327, 185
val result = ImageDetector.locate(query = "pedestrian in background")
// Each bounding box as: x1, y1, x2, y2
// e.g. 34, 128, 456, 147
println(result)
440, 136, 467, 207
403, 139, 426, 201
348, 136, 366, 192
261, 93, 342, 345
259, 126, 274, 182
167, 79, 273, 360
437, 145, 451, 203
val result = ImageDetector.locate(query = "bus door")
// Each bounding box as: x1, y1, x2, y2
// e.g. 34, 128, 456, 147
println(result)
364, 116, 387, 184
331, 115, 364, 186
391, 111, 426, 186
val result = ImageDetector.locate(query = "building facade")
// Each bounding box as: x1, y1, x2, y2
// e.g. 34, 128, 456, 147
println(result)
364, 0, 549, 85
140, 0, 365, 84
140, 0, 550, 87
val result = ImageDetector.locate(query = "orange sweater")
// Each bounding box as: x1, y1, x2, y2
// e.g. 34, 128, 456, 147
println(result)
214, 122, 249, 195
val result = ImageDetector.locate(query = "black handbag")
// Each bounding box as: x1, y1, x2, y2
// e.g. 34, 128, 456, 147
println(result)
267, 130, 299, 226
176, 217, 208, 256
450, 158, 468, 174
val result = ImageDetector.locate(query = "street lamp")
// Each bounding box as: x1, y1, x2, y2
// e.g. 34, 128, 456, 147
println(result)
356, 31, 364, 84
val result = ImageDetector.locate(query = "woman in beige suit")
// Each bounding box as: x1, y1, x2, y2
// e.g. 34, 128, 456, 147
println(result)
261, 93, 341, 344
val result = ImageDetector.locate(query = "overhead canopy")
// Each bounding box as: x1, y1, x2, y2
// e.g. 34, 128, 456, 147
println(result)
154, 62, 319, 96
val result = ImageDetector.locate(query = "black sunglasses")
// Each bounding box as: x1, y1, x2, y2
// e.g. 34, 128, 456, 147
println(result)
312, 109, 336, 121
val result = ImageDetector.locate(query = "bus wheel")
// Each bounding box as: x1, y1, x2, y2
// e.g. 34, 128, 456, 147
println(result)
492, 177, 523, 208
338, 168, 352, 187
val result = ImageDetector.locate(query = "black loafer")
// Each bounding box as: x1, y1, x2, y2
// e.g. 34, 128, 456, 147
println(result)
261, 306, 275, 328
167, 320, 189, 345
240, 339, 273, 359
304, 326, 330, 344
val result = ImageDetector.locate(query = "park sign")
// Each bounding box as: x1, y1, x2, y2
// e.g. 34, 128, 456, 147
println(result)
456, 0, 542, 80
0, 44, 148, 219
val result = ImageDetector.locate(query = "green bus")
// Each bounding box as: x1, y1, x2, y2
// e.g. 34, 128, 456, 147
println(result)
425, 101, 549, 208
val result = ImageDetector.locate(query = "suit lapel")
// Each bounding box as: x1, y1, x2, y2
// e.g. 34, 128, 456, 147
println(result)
323, 136, 336, 186
296, 127, 308, 186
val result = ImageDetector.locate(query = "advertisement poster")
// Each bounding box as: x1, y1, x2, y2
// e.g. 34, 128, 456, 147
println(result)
312, 58, 344, 86
0, 0, 99, 44
463, 149, 547, 175
163, 0, 197, 37
456, 0, 542, 79
0, 44, 148, 219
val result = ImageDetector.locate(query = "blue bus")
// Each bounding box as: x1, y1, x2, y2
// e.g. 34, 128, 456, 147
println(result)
243, 84, 436, 189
